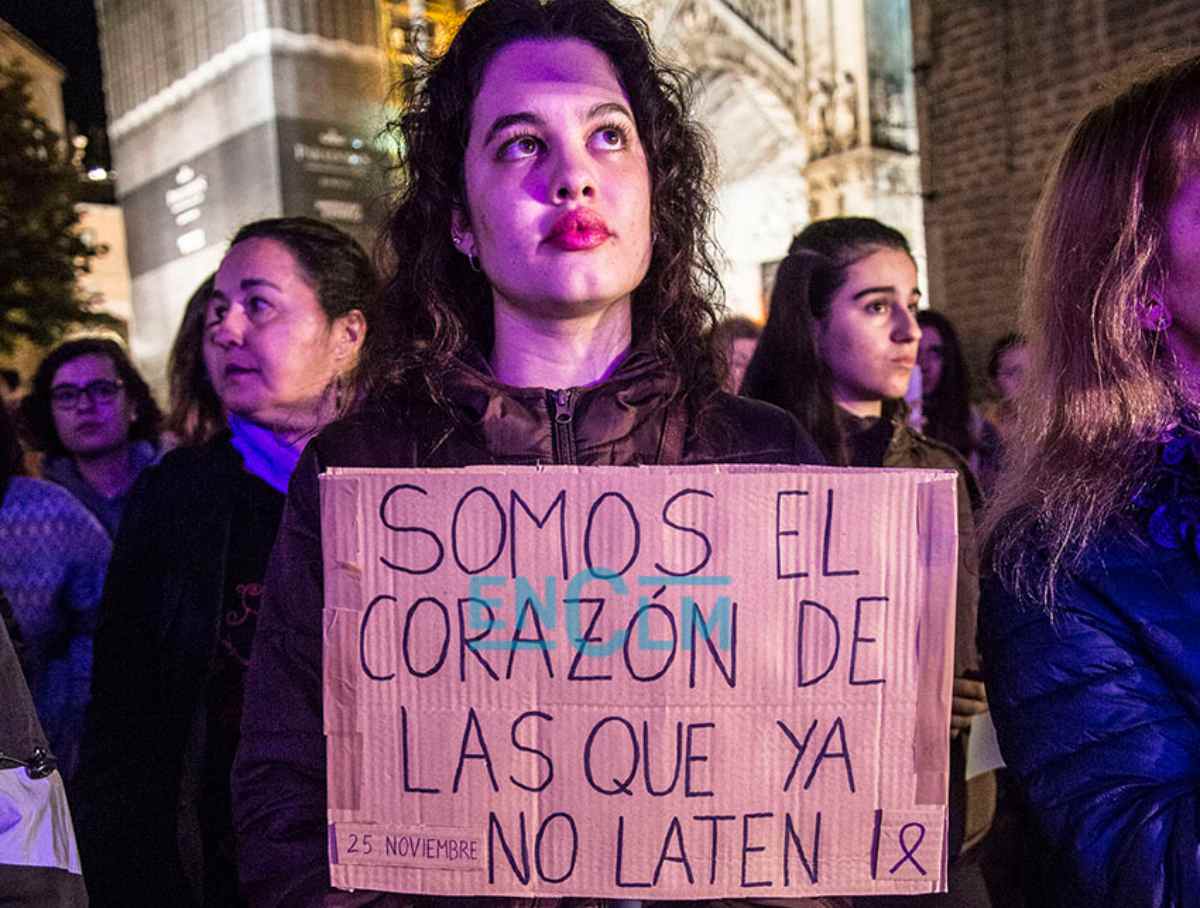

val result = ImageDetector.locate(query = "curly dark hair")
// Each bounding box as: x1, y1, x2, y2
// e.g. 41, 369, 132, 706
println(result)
917, 309, 974, 458
22, 337, 162, 458
374, 0, 723, 413
741, 217, 913, 465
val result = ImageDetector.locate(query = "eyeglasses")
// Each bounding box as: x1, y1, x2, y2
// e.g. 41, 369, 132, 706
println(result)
49, 379, 125, 410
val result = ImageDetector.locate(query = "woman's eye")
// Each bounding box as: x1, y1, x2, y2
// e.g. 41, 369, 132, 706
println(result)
591, 124, 628, 150
246, 296, 273, 317
205, 303, 227, 327
866, 300, 888, 314
498, 135, 542, 161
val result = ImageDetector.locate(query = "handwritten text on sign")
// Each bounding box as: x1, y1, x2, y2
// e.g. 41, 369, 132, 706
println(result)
321, 465, 958, 899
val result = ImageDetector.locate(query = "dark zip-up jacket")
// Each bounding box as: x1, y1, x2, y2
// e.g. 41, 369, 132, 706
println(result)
232, 350, 824, 907
74, 436, 260, 907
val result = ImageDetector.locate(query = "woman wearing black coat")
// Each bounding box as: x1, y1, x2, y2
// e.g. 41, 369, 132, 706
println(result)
74, 218, 380, 907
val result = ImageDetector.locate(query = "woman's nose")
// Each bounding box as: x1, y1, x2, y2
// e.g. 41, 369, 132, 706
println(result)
894, 305, 920, 343
209, 306, 248, 348
552, 145, 596, 202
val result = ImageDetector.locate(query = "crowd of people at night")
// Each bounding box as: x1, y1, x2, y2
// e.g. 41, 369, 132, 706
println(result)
1, 0, 1197, 906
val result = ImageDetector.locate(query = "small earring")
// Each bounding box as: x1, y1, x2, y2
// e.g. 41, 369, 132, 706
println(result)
468, 252, 481, 273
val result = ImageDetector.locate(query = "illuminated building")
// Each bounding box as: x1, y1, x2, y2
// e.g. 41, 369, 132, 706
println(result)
97, 0, 921, 383
634, 0, 925, 319
95, 0, 390, 387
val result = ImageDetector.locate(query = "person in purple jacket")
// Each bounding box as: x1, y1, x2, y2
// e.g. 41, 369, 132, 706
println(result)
981, 52, 1200, 907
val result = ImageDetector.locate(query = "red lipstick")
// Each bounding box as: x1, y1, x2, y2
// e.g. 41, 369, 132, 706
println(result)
544, 209, 612, 251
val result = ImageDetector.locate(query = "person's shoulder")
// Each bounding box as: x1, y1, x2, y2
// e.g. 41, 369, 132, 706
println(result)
4, 476, 108, 537
695, 393, 825, 465
890, 421, 969, 471
152, 434, 237, 479
310, 397, 453, 469
7, 475, 83, 510
706, 392, 793, 436
887, 421, 983, 509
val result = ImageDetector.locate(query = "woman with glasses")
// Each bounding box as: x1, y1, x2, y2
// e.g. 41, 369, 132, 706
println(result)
21, 337, 162, 538
0, 400, 109, 785
73, 217, 380, 908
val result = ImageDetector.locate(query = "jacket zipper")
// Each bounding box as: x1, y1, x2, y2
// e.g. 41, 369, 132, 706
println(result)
549, 388, 578, 464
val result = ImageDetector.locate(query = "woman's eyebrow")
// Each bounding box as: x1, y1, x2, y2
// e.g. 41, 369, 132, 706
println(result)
852, 286, 898, 299
483, 102, 634, 147
587, 101, 633, 121
483, 111, 544, 146
240, 278, 283, 291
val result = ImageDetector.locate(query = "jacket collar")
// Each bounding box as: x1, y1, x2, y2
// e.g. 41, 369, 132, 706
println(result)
440, 346, 681, 461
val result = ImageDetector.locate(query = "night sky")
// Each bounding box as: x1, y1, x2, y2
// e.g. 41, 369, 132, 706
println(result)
5, 0, 108, 164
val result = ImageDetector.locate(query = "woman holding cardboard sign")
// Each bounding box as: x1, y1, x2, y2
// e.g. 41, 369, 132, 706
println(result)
231, 0, 827, 905
741, 218, 995, 907
982, 53, 1200, 907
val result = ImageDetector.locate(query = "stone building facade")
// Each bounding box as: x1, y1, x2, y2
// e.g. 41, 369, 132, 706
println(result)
911, 0, 1200, 375
637, 0, 926, 319
97, 0, 925, 383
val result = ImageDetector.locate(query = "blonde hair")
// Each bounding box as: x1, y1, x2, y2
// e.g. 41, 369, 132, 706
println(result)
985, 51, 1200, 608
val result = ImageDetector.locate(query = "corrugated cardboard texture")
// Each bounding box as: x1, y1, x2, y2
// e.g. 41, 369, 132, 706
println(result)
320, 465, 958, 899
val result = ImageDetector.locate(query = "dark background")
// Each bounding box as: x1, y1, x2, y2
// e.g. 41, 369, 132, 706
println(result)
5, 0, 108, 166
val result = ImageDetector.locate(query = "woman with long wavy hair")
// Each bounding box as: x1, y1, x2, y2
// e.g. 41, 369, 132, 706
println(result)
981, 53, 1200, 906
232, 0, 823, 905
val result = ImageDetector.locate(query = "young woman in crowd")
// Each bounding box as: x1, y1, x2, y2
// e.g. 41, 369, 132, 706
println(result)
712, 314, 762, 393
165, 273, 223, 447
231, 1, 823, 905
0, 401, 109, 783
21, 337, 161, 538
742, 217, 994, 907
915, 310, 983, 475
981, 53, 1200, 906
74, 217, 378, 907
975, 334, 1027, 496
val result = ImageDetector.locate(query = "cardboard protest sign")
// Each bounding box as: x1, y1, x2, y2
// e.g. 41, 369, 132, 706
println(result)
321, 465, 958, 899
